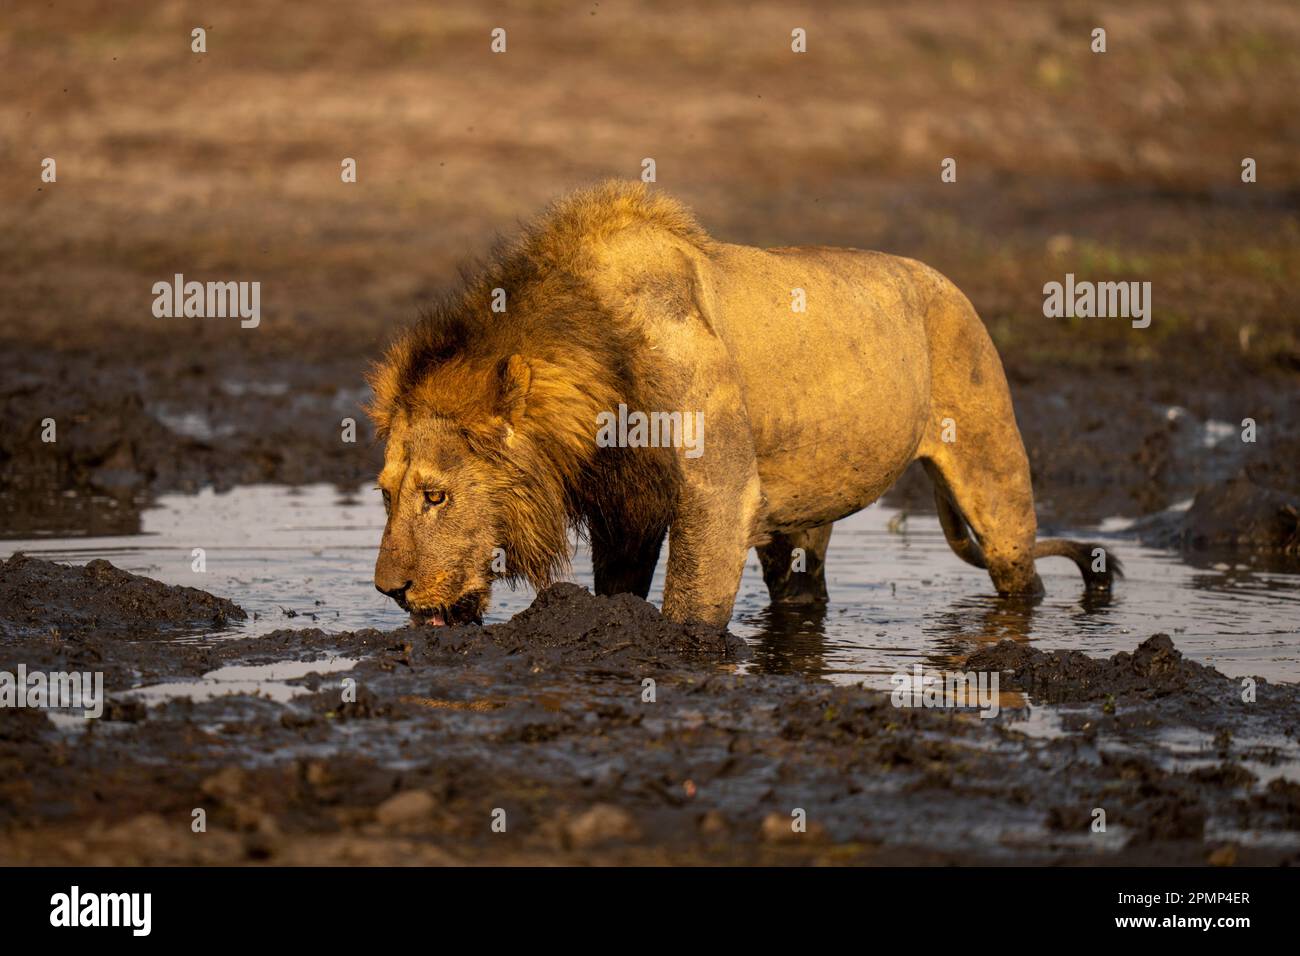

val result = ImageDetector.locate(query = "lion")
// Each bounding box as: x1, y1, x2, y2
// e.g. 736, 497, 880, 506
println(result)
367, 181, 1120, 627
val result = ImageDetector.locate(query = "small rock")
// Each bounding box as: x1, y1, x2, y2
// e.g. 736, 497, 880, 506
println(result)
200, 766, 245, 803
698, 810, 729, 836
565, 803, 641, 848
1208, 844, 1238, 867
105, 700, 147, 723
375, 789, 436, 826
303, 760, 329, 787
761, 811, 827, 844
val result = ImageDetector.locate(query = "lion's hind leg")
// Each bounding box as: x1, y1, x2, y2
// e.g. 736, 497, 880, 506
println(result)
757, 523, 834, 604
913, 271, 1046, 596
921, 446, 1044, 597
925, 446, 1123, 595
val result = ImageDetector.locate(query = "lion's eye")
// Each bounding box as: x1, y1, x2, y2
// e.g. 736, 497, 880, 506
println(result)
379, 488, 391, 512
423, 489, 447, 509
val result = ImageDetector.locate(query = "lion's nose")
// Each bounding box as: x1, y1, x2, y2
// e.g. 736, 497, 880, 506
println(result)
377, 581, 412, 603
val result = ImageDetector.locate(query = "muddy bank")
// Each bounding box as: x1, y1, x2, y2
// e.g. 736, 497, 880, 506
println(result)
968, 633, 1300, 759
403, 582, 747, 669
966, 633, 1300, 846
1, 561, 1296, 865
0, 554, 245, 641
0, 555, 248, 697
1128, 473, 1300, 567
0, 347, 380, 537
0, 560, 737, 693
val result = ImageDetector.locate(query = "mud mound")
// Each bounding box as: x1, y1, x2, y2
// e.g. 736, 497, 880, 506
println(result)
1181, 474, 1299, 555
967, 633, 1227, 703
968, 634, 1300, 749
0, 554, 245, 640
1134, 474, 1300, 568
404, 583, 746, 670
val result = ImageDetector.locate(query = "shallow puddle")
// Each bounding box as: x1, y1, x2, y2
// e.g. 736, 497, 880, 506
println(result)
126, 657, 362, 705
3, 483, 1298, 691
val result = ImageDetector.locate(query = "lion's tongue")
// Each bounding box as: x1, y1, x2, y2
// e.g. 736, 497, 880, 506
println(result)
413, 610, 446, 627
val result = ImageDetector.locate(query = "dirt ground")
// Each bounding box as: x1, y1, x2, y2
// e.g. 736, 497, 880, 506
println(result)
1, 1, 1298, 864
2, 557, 1297, 865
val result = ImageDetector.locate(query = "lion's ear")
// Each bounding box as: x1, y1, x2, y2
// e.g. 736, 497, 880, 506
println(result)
495, 354, 532, 426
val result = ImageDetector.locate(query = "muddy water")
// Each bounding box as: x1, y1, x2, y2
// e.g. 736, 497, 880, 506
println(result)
4, 483, 1297, 689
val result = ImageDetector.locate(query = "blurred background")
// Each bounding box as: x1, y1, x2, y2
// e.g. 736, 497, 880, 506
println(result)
2, 0, 1298, 532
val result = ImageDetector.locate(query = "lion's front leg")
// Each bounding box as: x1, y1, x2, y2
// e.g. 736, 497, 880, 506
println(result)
626, 254, 763, 627
590, 514, 667, 600
661, 486, 759, 627
660, 403, 764, 629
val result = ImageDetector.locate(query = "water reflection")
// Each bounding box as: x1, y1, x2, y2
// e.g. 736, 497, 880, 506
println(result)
744, 602, 831, 677
742, 590, 1124, 681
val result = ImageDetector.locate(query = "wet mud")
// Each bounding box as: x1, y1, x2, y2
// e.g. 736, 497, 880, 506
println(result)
1, 562, 1297, 865
0, 554, 245, 641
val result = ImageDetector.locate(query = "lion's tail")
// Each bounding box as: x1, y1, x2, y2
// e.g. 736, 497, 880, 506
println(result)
1032, 537, 1123, 592
933, 490, 1121, 592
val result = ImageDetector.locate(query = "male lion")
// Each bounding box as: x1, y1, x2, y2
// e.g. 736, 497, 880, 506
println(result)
367, 182, 1119, 627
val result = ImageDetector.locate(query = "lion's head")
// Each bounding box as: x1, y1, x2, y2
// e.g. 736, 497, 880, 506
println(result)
368, 350, 581, 626
372, 409, 502, 626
